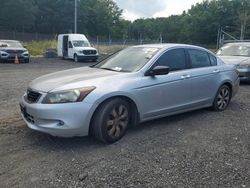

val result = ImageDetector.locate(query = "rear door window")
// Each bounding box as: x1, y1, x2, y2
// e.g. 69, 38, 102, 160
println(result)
188, 49, 211, 68
208, 54, 217, 66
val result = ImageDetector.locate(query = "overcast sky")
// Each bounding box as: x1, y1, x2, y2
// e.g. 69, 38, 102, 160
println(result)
114, 0, 204, 21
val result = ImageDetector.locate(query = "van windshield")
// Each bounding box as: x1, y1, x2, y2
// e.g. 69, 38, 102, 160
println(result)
72, 40, 90, 47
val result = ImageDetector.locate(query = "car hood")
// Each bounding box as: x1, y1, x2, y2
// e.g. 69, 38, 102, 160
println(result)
0, 47, 27, 51
218, 55, 250, 65
74, 46, 97, 51
29, 67, 120, 92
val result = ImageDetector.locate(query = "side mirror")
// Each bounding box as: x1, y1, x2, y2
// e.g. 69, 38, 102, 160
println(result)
145, 66, 170, 76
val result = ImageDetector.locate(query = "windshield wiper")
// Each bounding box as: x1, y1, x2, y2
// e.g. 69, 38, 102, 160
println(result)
100, 67, 119, 72
99, 67, 131, 73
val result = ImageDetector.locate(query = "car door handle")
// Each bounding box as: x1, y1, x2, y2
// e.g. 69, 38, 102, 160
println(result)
181, 74, 191, 79
213, 69, 220, 73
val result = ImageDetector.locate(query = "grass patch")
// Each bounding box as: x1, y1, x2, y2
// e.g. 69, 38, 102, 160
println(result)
25, 40, 126, 56
94, 44, 128, 55
24, 40, 57, 56
24, 40, 218, 57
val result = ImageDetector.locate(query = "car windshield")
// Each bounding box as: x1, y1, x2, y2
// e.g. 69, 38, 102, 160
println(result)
217, 44, 250, 57
94, 47, 160, 72
0, 41, 23, 48
72, 40, 90, 47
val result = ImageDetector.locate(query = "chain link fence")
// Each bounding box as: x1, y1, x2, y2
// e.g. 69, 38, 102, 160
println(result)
0, 31, 56, 42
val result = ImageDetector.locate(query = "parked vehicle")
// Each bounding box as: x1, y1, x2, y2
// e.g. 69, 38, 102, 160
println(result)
57, 34, 99, 62
217, 42, 250, 82
0, 40, 29, 63
20, 44, 239, 143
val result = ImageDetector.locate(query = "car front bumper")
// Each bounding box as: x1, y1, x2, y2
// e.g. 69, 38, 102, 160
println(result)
0, 54, 29, 63
238, 68, 250, 82
20, 95, 98, 137
77, 54, 99, 60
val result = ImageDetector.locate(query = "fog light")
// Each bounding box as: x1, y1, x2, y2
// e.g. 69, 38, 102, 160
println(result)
58, 121, 64, 126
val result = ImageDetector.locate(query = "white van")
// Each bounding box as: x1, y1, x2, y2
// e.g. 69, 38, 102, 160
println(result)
57, 34, 99, 62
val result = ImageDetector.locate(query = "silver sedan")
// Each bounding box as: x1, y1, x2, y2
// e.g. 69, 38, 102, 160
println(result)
217, 42, 250, 82
20, 44, 240, 143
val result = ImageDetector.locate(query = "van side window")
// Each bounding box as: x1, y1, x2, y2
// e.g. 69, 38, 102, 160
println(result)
188, 49, 211, 68
154, 49, 186, 71
208, 54, 217, 66
69, 41, 73, 48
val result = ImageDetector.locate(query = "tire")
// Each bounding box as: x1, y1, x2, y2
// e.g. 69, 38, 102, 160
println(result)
91, 98, 130, 144
91, 58, 97, 62
74, 54, 79, 63
212, 85, 231, 111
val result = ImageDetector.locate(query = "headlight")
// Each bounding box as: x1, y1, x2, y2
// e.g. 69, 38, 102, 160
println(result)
78, 50, 83, 54
238, 60, 250, 69
42, 86, 96, 104
22, 51, 29, 56
0, 50, 8, 55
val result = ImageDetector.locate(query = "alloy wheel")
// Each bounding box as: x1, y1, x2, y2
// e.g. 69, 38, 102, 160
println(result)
106, 104, 129, 138
217, 87, 230, 110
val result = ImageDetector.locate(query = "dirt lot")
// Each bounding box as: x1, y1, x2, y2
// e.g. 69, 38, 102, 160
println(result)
0, 58, 250, 188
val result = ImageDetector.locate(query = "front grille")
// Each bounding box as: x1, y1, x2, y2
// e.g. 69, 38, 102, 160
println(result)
26, 90, 41, 103
83, 50, 97, 55
6, 50, 24, 54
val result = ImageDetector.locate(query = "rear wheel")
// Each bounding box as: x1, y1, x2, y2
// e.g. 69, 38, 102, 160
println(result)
91, 98, 130, 143
213, 85, 231, 111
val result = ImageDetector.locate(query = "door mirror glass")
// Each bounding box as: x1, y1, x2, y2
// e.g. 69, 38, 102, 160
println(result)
145, 66, 170, 76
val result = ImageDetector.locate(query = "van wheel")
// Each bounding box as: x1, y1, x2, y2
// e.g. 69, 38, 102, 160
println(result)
213, 85, 231, 111
74, 54, 79, 63
91, 98, 130, 144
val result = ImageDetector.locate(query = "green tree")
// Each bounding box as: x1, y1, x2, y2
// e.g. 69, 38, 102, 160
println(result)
0, 0, 36, 32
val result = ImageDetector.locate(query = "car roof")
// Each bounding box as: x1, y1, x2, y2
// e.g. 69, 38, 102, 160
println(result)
133, 43, 208, 51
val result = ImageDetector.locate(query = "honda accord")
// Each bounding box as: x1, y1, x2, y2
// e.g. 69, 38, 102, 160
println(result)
20, 44, 239, 143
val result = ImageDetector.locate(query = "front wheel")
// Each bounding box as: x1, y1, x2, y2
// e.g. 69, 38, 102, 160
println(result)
74, 54, 79, 63
213, 85, 231, 111
91, 98, 130, 143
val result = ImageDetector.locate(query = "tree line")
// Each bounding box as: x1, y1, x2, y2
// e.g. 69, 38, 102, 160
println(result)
0, 0, 250, 46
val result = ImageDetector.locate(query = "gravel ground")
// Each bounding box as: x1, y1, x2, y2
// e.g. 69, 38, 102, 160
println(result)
0, 58, 249, 188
